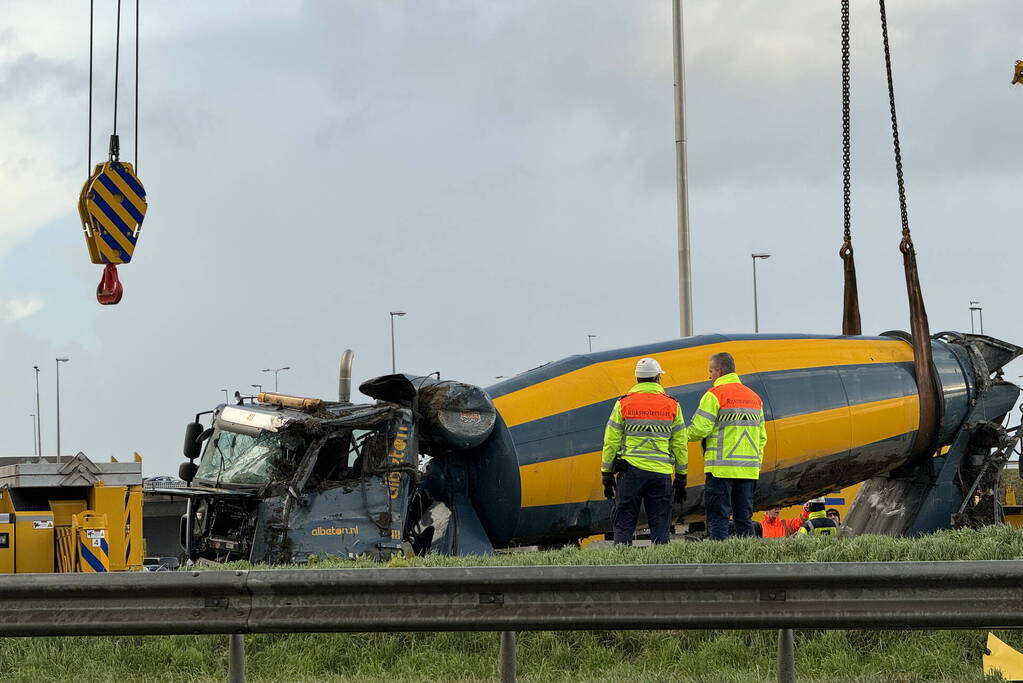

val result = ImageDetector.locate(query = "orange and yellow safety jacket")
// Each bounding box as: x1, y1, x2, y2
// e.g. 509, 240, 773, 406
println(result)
761, 508, 809, 538
688, 373, 767, 480
602, 382, 688, 476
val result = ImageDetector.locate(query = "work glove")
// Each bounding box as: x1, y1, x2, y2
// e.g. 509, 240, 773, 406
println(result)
602, 472, 616, 500
673, 475, 687, 506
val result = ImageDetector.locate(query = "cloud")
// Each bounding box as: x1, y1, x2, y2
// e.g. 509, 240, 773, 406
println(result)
4, 296, 44, 321
0, 48, 87, 258
1, 1, 1021, 475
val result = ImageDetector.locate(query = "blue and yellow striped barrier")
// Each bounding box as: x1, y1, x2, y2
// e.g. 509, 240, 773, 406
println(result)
74, 512, 109, 573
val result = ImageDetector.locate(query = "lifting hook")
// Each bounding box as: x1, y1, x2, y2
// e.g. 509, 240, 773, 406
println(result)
96, 263, 124, 306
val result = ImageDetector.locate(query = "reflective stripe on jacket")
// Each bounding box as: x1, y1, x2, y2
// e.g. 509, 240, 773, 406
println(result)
602, 382, 688, 476
687, 373, 767, 479
797, 510, 839, 536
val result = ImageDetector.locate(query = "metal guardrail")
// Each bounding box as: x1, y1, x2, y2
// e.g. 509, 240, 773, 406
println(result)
2, 561, 1022, 680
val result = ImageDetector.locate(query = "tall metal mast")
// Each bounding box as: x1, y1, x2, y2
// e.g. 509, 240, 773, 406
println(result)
672, 0, 693, 337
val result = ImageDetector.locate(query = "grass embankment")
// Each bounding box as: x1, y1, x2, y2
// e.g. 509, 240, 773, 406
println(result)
4, 526, 1023, 682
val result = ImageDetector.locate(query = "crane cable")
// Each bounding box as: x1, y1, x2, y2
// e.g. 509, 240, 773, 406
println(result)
878, 0, 938, 458
79, 0, 147, 306
88, 0, 93, 175
839, 0, 861, 336
135, 0, 139, 171
110, 0, 121, 159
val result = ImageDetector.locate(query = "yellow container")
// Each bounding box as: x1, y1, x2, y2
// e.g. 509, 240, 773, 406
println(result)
74, 512, 109, 572
15, 512, 54, 574
125, 485, 144, 570
87, 484, 144, 571
0, 513, 14, 574
51, 500, 88, 573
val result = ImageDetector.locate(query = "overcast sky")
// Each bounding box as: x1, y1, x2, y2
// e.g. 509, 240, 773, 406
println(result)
2, 1, 1021, 475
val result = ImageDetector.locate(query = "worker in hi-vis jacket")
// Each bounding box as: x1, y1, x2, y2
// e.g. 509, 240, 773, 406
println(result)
601, 357, 688, 545
688, 352, 767, 540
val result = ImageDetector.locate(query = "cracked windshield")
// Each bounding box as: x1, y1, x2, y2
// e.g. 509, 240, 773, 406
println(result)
195, 430, 283, 485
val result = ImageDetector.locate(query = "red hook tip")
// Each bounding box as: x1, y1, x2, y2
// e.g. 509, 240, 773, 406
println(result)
96, 263, 124, 305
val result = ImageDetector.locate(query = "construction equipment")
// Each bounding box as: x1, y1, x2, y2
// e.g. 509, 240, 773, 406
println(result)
156, 331, 1020, 562
78, 0, 146, 305
1013, 60, 1023, 86
0, 453, 143, 572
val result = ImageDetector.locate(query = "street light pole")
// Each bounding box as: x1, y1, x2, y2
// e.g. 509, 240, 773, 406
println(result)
587, 335, 596, 353
251, 384, 263, 395
261, 367, 290, 392
389, 311, 407, 374
33, 366, 42, 461
673, 0, 693, 337
55, 357, 69, 463
30, 414, 37, 457
221, 388, 229, 403
752, 253, 771, 333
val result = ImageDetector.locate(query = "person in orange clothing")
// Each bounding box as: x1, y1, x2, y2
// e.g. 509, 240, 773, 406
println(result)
761, 505, 809, 538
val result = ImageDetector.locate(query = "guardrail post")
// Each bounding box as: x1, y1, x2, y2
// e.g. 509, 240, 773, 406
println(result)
777, 628, 794, 683
229, 633, 246, 683
500, 631, 517, 682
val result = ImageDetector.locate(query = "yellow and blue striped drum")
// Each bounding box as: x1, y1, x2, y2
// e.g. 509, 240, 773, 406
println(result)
472, 334, 981, 547
74, 512, 110, 573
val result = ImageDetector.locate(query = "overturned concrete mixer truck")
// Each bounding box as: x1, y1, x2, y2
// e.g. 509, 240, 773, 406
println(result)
154, 332, 1022, 562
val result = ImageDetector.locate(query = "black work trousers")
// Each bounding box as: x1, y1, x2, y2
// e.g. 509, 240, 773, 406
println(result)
705, 472, 756, 540
613, 463, 672, 545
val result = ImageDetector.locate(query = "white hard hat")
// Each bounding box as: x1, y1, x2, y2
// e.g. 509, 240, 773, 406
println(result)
635, 357, 664, 378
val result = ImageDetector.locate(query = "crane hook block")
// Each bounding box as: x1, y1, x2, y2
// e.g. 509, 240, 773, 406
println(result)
96, 263, 124, 305
77, 161, 147, 305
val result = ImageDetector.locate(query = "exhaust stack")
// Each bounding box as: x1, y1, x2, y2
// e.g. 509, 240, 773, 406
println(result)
338, 349, 354, 403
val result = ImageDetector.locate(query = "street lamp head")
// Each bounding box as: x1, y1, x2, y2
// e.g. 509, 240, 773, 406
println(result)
56, 357, 69, 363
752, 253, 771, 260
390, 311, 407, 317
281, 366, 291, 371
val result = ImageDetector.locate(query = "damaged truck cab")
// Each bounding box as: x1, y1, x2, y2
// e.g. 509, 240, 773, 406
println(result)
159, 367, 496, 564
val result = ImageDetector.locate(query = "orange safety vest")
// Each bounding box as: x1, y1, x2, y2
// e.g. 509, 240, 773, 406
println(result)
699, 379, 765, 479
708, 381, 763, 415
620, 391, 679, 425
602, 383, 688, 476
761, 515, 805, 539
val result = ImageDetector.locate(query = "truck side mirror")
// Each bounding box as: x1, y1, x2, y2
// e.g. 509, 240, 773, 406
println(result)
178, 461, 199, 485
183, 422, 204, 460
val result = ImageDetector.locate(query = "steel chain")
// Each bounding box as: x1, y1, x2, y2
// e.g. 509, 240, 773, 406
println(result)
841, 0, 852, 244
878, 0, 911, 239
